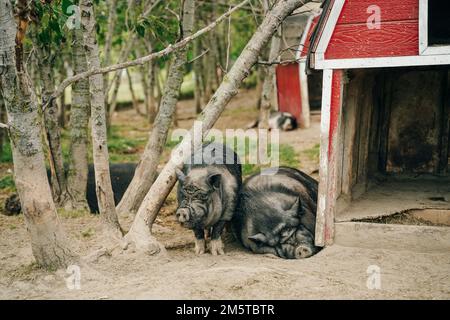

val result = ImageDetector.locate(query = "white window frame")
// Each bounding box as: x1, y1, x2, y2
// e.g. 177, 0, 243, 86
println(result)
419, 0, 450, 55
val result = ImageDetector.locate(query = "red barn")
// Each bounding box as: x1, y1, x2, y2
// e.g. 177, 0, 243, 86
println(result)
275, 3, 322, 128
309, 0, 450, 248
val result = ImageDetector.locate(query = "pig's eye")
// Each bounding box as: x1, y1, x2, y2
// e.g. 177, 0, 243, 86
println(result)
280, 227, 295, 243
198, 193, 209, 201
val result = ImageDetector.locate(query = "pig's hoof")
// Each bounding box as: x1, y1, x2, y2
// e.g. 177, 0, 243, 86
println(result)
210, 239, 225, 256
194, 239, 206, 255
294, 245, 313, 259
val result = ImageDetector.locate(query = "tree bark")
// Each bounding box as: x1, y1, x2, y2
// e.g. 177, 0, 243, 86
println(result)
64, 26, 91, 211
126, 68, 142, 115
0, 92, 5, 155
80, 0, 122, 235
124, 0, 310, 253
37, 43, 68, 204
116, 0, 196, 217
142, 39, 157, 123
193, 33, 205, 114
103, 0, 118, 101
107, 41, 135, 127
0, 0, 75, 269
258, 27, 281, 129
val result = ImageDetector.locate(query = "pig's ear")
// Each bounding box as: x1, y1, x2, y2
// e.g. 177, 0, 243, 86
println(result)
175, 168, 186, 183
248, 233, 267, 244
207, 173, 221, 189
285, 197, 301, 213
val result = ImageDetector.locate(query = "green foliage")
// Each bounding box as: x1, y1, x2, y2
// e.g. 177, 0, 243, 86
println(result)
33, 0, 72, 46
0, 142, 13, 163
0, 175, 16, 191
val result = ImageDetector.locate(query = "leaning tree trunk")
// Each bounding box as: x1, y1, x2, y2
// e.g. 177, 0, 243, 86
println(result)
124, 0, 310, 253
258, 27, 281, 129
80, 0, 122, 235
64, 25, 91, 211
0, 0, 75, 269
116, 0, 196, 216
37, 43, 68, 204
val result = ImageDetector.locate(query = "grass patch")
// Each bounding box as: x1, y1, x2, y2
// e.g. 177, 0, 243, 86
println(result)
222, 137, 300, 177
0, 142, 13, 163
0, 175, 16, 192
303, 143, 320, 162
81, 227, 95, 238
58, 208, 89, 219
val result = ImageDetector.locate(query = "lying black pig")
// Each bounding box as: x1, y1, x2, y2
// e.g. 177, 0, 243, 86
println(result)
232, 166, 321, 259
247, 111, 297, 131
3, 163, 137, 215
175, 143, 242, 255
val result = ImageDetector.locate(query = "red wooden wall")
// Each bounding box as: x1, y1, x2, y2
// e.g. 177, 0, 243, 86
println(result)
325, 0, 420, 59
276, 63, 302, 121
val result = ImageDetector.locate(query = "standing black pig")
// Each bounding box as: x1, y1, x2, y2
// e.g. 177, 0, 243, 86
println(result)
232, 166, 320, 259
175, 142, 242, 255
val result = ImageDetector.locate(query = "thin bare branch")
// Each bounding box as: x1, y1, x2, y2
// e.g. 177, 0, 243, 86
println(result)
187, 49, 210, 64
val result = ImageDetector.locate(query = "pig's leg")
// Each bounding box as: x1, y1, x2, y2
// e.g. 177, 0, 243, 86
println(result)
193, 228, 206, 255
210, 220, 226, 255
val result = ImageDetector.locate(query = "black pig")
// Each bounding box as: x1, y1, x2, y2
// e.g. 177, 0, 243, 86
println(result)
3, 163, 137, 215
232, 166, 321, 259
175, 143, 242, 255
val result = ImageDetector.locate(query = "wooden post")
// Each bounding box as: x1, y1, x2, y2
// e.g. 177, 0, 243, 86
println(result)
299, 60, 311, 129
315, 68, 343, 247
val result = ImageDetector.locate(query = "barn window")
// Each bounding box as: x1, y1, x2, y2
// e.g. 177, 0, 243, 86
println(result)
428, 0, 450, 45
420, 0, 450, 55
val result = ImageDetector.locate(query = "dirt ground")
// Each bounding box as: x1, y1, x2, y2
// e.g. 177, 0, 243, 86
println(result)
0, 89, 449, 300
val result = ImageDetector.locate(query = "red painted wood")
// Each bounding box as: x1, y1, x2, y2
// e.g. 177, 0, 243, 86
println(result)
300, 16, 320, 58
325, 69, 343, 244
276, 63, 301, 121
328, 70, 343, 158
337, 0, 419, 25
325, 20, 419, 59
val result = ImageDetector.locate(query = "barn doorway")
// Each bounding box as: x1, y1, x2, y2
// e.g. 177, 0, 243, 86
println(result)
335, 67, 450, 223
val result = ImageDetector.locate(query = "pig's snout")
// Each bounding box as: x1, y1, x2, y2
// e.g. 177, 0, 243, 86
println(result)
294, 244, 313, 259
176, 208, 190, 223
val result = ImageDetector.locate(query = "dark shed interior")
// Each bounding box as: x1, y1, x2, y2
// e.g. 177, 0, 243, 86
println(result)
335, 67, 450, 221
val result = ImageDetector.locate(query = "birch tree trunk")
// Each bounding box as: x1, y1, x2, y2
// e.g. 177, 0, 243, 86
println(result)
80, 0, 122, 235
0, 0, 75, 268
37, 44, 68, 204
258, 27, 281, 129
124, 0, 310, 253
126, 68, 142, 115
142, 39, 157, 123
103, 0, 118, 100
64, 26, 91, 211
116, 0, 196, 216
193, 34, 204, 114
0, 93, 5, 155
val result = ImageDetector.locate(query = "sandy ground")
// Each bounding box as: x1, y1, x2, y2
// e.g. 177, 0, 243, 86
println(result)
0, 89, 449, 300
